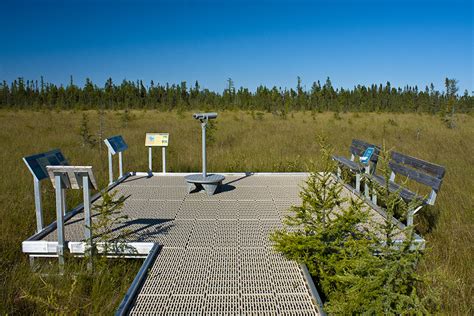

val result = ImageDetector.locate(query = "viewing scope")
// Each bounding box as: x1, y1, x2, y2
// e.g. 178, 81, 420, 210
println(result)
193, 112, 218, 120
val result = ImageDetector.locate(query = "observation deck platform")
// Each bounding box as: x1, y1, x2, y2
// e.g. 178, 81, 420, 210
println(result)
22, 172, 423, 315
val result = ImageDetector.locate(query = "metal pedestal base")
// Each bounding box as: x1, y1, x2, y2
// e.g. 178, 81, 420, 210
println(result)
184, 174, 225, 196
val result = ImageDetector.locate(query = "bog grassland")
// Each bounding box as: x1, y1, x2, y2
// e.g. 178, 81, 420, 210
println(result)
0, 110, 472, 314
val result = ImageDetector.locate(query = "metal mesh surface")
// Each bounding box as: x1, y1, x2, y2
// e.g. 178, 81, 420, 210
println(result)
115, 174, 320, 315
32, 173, 416, 314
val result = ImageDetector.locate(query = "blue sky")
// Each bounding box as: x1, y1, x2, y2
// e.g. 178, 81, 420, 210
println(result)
1, 0, 472, 93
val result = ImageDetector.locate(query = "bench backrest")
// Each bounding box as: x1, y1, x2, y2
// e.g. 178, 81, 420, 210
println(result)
349, 139, 380, 164
389, 151, 445, 204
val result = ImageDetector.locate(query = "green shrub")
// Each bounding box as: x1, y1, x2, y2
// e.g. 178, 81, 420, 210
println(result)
271, 140, 435, 314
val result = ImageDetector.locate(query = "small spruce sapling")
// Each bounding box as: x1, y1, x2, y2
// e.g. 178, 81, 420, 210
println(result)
327, 146, 433, 314
206, 119, 218, 146
79, 112, 96, 148
272, 140, 435, 314
85, 190, 134, 263
97, 107, 106, 154
120, 108, 133, 127
271, 137, 372, 299
20, 275, 79, 314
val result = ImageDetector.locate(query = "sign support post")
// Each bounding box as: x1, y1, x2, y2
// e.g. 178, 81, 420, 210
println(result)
54, 174, 65, 269
108, 150, 113, 185
148, 147, 153, 172
23, 149, 69, 233
47, 166, 98, 270
119, 152, 123, 178
82, 174, 92, 270
145, 133, 169, 174
104, 135, 128, 184
33, 177, 43, 232
162, 147, 166, 174
61, 188, 67, 215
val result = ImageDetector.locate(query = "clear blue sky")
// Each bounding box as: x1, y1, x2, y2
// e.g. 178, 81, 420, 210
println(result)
1, 0, 472, 93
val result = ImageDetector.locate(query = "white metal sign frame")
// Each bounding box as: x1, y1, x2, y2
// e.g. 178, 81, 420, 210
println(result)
104, 135, 128, 184
46, 165, 97, 268
145, 133, 169, 174
22, 149, 69, 233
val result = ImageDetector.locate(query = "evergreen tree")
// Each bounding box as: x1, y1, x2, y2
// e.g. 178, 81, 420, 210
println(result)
326, 148, 431, 314
0, 76, 471, 113
442, 78, 459, 128
79, 113, 96, 147
271, 138, 373, 298
272, 140, 433, 314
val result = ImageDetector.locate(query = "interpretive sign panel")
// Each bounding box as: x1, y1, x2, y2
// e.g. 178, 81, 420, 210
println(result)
145, 133, 169, 147
46, 165, 97, 190
360, 147, 375, 164
23, 149, 69, 181
104, 135, 128, 155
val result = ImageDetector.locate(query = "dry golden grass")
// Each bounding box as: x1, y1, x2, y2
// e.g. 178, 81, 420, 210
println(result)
0, 109, 472, 313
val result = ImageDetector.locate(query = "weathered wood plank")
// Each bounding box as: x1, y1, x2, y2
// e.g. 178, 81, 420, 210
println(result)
332, 156, 363, 171
391, 151, 445, 178
370, 174, 426, 203
389, 161, 443, 191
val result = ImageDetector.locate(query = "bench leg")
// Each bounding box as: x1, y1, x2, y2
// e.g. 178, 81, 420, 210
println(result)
355, 173, 361, 192
202, 183, 219, 196
371, 192, 377, 205
337, 167, 341, 178
187, 182, 200, 193
364, 181, 370, 199
407, 205, 423, 226
407, 208, 414, 226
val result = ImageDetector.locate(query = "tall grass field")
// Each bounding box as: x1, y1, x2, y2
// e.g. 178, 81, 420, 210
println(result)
0, 110, 472, 314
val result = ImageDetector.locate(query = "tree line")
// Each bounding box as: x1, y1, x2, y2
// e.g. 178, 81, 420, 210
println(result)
1, 76, 472, 113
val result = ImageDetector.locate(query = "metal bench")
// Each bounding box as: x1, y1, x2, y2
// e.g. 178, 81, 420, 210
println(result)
332, 139, 380, 194
369, 151, 445, 226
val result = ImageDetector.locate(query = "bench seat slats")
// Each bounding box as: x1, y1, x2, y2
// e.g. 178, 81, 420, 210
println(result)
370, 174, 426, 204
332, 156, 363, 171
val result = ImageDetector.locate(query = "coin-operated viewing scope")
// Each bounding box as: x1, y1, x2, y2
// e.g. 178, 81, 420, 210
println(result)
193, 112, 218, 121
184, 112, 224, 195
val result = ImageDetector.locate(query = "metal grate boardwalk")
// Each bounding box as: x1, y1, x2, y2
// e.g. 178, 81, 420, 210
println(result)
28, 173, 422, 314
121, 174, 320, 315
